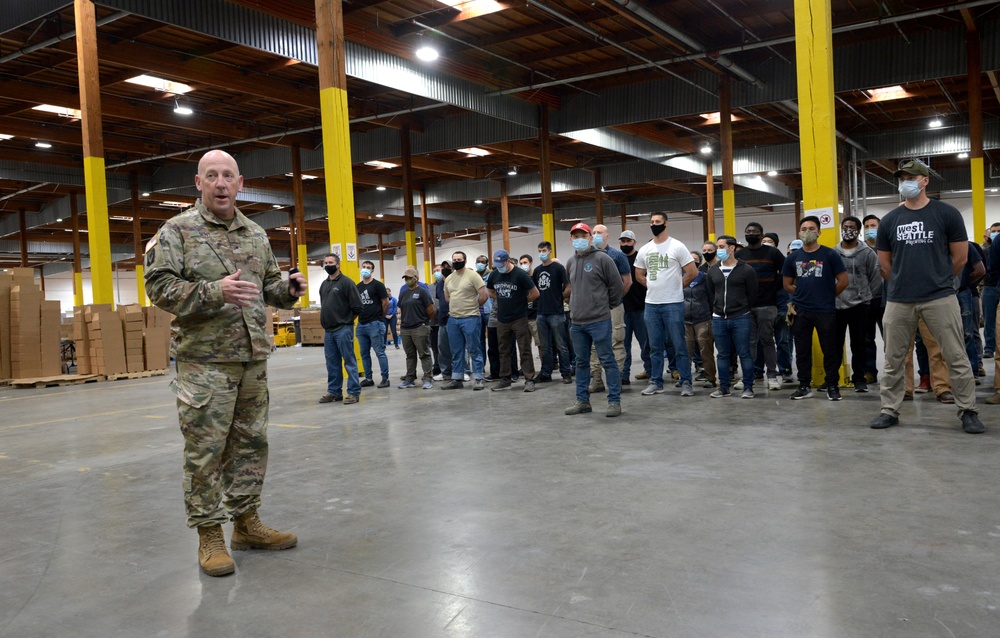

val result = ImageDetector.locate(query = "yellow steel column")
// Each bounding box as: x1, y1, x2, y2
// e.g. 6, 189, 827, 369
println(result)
316, 0, 360, 370
539, 105, 555, 257
967, 23, 986, 237
401, 123, 418, 267
794, 0, 841, 386
75, 0, 113, 305
292, 144, 311, 306
130, 172, 147, 306
70, 190, 84, 306
316, 0, 358, 282
720, 77, 736, 236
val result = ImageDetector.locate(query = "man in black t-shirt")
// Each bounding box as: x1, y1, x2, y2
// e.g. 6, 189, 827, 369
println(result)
486, 249, 540, 391
619, 230, 650, 382
532, 241, 572, 383
871, 158, 983, 434
781, 216, 848, 401
736, 222, 786, 392
355, 260, 390, 388
397, 266, 436, 389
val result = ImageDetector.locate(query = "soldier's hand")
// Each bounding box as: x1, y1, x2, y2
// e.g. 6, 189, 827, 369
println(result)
289, 272, 307, 297
221, 269, 260, 307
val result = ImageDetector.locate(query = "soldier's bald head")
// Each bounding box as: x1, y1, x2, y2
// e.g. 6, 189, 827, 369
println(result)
195, 149, 243, 220
198, 150, 239, 176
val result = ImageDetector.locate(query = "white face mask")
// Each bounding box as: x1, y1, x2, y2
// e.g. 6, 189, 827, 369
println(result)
519, 264, 530, 272
898, 179, 922, 199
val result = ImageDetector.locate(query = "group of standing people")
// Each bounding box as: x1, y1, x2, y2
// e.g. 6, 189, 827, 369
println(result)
145, 150, 989, 580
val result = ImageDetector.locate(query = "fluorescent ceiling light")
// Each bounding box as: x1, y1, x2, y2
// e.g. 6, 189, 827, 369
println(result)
110, 216, 134, 222
458, 147, 490, 157
474, 199, 483, 204
415, 46, 439, 62
159, 201, 190, 208
929, 119, 943, 128
126, 74, 193, 95
767, 170, 778, 177
0, 134, 12, 141
141, 192, 151, 197
272, 204, 284, 208
33, 104, 81, 119
35, 141, 52, 149
375, 213, 384, 218
700, 145, 712, 155
957, 152, 969, 159
365, 160, 398, 169
55, 218, 62, 222
285, 173, 319, 180
507, 167, 518, 176
173, 100, 194, 115
866, 85, 909, 102
376, 186, 387, 191
275, 226, 291, 231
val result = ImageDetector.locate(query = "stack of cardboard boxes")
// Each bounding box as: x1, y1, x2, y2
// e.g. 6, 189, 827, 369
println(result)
0, 268, 63, 380
83, 305, 128, 377
299, 310, 323, 345
143, 305, 172, 370
120, 305, 145, 373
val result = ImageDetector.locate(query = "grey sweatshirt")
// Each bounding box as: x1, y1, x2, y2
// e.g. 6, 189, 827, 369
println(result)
834, 242, 881, 310
566, 247, 624, 325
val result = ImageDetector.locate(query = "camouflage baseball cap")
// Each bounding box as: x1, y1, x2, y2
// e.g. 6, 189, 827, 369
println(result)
893, 158, 929, 179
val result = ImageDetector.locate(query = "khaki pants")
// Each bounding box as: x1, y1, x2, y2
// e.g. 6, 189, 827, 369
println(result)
903, 319, 951, 395
498, 317, 535, 381
685, 320, 716, 383
591, 304, 626, 382
881, 296, 976, 417
401, 324, 433, 382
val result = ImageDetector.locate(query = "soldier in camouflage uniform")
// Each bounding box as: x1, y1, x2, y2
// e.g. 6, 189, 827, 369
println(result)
145, 149, 307, 577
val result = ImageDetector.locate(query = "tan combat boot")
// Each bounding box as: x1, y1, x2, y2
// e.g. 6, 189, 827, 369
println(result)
230, 510, 298, 551
197, 525, 235, 577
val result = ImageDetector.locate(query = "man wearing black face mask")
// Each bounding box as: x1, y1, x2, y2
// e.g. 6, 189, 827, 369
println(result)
619, 230, 650, 384
318, 253, 363, 404
735, 222, 785, 393
832, 216, 881, 393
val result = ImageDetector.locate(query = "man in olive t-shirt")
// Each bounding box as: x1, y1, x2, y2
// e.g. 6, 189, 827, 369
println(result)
443, 250, 488, 390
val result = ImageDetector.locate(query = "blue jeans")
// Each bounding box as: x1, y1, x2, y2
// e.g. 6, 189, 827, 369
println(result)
386, 315, 399, 345
958, 289, 979, 373
713, 314, 753, 391
356, 321, 388, 382
570, 320, 620, 404
624, 310, 650, 378
325, 326, 361, 397
447, 316, 485, 380
537, 313, 572, 377
983, 284, 999, 355
645, 302, 690, 385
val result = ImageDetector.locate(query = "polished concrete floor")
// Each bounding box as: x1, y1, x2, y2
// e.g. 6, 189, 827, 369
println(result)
2, 343, 1000, 638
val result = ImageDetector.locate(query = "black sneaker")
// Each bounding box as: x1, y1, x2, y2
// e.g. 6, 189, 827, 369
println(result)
536, 375, 553, 383
827, 386, 842, 401
853, 381, 868, 393
491, 378, 513, 391
790, 386, 812, 400
870, 413, 899, 429
961, 411, 986, 434
621, 378, 631, 386
377, 379, 390, 389
441, 380, 464, 390
562, 376, 573, 384
360, 379, 375, 388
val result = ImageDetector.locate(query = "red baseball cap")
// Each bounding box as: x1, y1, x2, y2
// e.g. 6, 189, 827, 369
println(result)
569, 222, 591, 234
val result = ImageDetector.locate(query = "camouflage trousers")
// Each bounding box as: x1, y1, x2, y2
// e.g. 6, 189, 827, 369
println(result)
172, 360, 270, 528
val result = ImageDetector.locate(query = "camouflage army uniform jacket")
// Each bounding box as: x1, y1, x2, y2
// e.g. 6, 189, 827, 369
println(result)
145, 200, 296, 362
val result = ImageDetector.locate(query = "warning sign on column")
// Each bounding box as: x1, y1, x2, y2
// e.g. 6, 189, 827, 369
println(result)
346, 243, 357, 261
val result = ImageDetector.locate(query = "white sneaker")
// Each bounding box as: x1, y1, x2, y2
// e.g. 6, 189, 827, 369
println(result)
432, 373, 444, 381
464, 373, 471, 382
733, 380, 744, 391
768, 377, 782, 391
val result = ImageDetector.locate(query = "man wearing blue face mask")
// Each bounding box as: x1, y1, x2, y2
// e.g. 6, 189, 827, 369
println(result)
871, 158, 984, 434
588, 223, 632, 391
486, 249, 540, 392
861, 214, 885, 383
564, 223, 625, 417
355, 260, 390, 389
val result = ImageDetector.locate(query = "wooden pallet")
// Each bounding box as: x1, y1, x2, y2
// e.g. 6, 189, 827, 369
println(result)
102, 369, 169, 381
10, 374, 103, 388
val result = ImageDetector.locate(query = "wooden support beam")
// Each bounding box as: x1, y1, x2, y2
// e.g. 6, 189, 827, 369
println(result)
420, 189, 432, 282
70, 190, 83, 306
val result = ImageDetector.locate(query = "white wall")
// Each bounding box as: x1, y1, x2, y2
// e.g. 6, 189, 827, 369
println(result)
36, 192, 1000, 310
